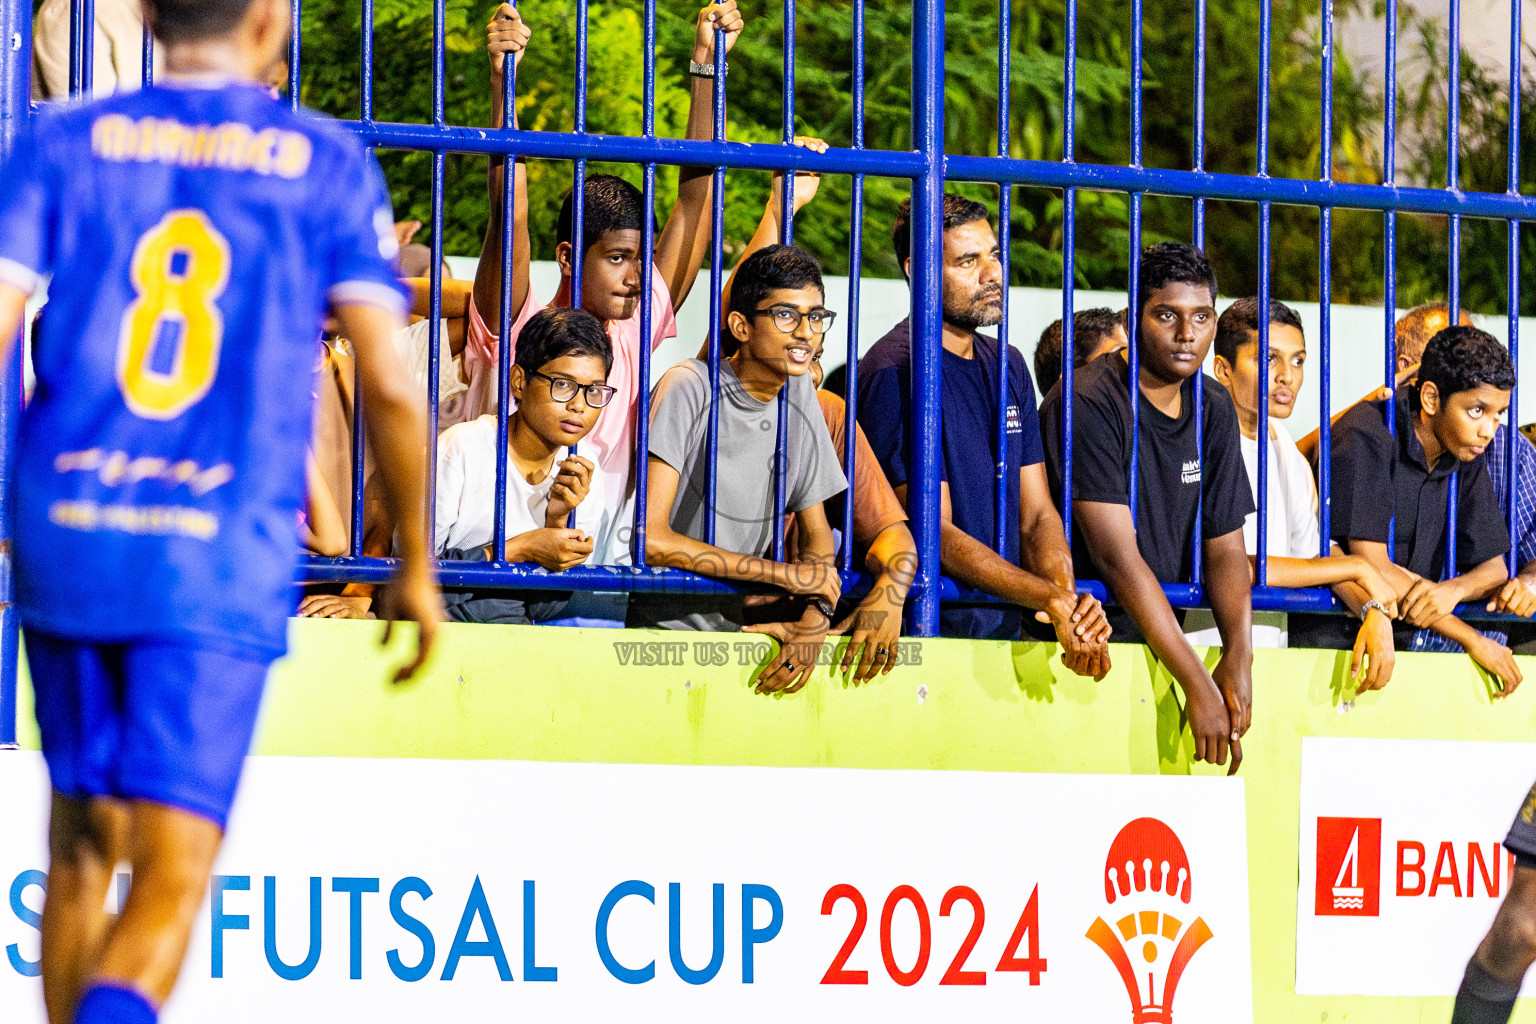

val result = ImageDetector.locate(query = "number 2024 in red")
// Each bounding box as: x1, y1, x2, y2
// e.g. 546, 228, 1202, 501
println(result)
819, 883, 1046, 987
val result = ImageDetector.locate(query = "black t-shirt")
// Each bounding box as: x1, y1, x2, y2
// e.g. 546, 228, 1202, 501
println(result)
857, 319, 1045, 640
1292, 394, 1510, 649
1039, 354, 1254, 636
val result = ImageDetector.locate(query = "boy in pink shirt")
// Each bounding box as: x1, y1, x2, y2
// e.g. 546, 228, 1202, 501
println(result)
464, 1, 744, 564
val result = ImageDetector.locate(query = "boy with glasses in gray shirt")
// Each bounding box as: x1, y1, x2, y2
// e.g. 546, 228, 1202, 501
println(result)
631, 245, 847, 693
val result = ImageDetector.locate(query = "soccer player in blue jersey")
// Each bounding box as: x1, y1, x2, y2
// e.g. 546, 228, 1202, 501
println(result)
0, 1, 443, 1022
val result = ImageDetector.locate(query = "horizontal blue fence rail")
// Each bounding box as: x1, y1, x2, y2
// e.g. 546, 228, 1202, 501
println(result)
0, 0, 1534, 752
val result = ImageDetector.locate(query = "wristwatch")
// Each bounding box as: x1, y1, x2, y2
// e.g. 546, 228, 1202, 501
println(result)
689, 60, 727, 77
1359, 599, 1392, 621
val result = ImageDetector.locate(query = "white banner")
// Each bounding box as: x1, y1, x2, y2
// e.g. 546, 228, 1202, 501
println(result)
1296, 736, 1536, 996
1, 753, 1251, 1022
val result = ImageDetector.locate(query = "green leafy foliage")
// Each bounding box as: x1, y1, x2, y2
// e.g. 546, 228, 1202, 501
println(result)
293, 0, 1524, 312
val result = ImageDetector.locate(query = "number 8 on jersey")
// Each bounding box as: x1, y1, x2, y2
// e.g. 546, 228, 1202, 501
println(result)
116, 209, 231, 421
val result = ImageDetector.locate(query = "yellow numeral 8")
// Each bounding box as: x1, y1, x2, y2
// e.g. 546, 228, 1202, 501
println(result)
116, 209, 231, 420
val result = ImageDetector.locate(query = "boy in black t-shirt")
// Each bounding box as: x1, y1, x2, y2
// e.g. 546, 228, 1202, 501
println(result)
1041, 243, 1254, 773
1302, 325, 1521, 693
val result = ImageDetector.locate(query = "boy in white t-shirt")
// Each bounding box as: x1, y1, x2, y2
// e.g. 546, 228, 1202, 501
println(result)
433, 307, 613, 623
1186, 297, 1399, 689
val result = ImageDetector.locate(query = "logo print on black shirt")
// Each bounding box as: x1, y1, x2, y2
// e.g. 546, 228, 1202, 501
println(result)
1181, 459, 1201, 485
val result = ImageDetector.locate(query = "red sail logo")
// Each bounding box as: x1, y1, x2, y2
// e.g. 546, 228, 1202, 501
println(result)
1087, 818, 1212, 1024
1313, 817, 1382, 917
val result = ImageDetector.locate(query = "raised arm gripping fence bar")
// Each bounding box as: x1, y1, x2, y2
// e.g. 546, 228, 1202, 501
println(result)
0, 0, 1533, 745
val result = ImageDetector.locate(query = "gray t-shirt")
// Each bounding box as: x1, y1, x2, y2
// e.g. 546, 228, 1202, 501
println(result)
630, 359, 847, 630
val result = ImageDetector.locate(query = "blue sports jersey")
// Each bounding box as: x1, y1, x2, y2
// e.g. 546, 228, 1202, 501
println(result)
0, 79, 406, 657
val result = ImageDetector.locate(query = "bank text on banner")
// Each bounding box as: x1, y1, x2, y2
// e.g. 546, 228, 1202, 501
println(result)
1296, 736, 1536, 996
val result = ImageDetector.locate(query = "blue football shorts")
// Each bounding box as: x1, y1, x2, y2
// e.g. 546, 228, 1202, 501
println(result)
27, 632, 274, 830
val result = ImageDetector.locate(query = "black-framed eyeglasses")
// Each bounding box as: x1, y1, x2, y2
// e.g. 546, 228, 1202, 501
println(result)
753, 304, 837, 335
528, 370, 617, 408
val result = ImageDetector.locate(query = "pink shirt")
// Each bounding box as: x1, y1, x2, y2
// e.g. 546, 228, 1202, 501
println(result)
463, 267, 678, 482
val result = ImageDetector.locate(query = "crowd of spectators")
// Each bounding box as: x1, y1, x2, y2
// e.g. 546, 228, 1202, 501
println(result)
42, 1, 1536, 735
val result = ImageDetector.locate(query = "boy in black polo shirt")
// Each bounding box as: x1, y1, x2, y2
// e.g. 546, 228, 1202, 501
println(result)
1301, 325, 1521, 692
1041, 243, 1254, 773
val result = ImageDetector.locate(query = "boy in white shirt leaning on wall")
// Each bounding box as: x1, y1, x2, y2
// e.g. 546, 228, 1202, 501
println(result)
1184, 297, 1400, 691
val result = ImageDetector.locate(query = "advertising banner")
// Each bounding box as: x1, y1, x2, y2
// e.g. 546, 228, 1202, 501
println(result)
1296, 736, 1536, 996
1, 753, 1252, 1022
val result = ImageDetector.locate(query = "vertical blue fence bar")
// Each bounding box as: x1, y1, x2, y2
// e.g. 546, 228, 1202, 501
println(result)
571, 0, 588, 300
1189, 0, 1213, 587
1253, 0, 1273, 587
80, 0, 92, 93
1383, 0, 1398, 557
907, 0, 945, 637
1318, 0, 1335, 557
1193, 0, 1207, 245
632, 0, 658, 567
141, 17, 153, 87
360, 0, 373, 121
569, 1, 587, 532
992, 0, 1011, 555
0, 0, 28, 749
68, 0, 80, 96
351, 1, 375, 554
421, 0, 447, 552
841, 0, 866, 574
425, 152, 445, 549
770, 0, 795, 564
1059, 0, 1077, 548
1443, 0, 1462, 578
1507, 0, 1522, 575
288, 0, 301, 108
1126, 0, 1143, 520
703, 11, 727, 548
492, 17, 518, 564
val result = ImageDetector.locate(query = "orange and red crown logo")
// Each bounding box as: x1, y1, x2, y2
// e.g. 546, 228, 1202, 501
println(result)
1087, 817, 1212, 1024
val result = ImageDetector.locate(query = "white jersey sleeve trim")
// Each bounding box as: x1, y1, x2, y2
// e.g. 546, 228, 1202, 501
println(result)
0, 257, 41, 297
328, 280, 406, 315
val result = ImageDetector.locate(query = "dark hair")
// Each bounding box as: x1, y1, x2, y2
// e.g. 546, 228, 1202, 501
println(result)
1074, 307, 1124, 356
723, 245, 825, 357
1034, 308, 1126, 394
1396, 302, 1471, 365
891, 193, 991, 277
728, 244, 824, 321
515, 307, 613, 378
820, 362, 849, 399
1136, 242, 1217, 320
556, 174, 653, 256
1033, 319, 1065, 395
1414, 326, 1515, 413
1214, 297, 1305, 364
146, 0, 258, 44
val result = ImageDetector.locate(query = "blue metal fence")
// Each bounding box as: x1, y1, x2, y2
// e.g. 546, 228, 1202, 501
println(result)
0, 0, 1533, 750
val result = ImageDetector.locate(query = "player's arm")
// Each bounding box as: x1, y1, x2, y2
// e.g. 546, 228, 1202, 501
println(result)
653, 0, 745, 311
333, 301, 444, 681
473, 3, 532, 331
0, 283, 25, 363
